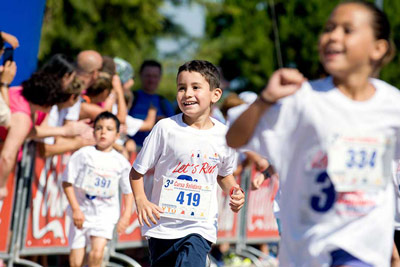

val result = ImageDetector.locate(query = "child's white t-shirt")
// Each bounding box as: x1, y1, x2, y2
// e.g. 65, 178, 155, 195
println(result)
62, 146, 132, 227
132, 114, 237, 243
242, 77, 400, 267
393, 160, 400, 231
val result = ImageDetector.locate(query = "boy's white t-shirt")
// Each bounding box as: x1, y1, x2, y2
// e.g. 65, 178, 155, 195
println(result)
62, 146, 132, 227
242, 77, 400, 267
393, 160, 400, 230
132, 114, 236, 243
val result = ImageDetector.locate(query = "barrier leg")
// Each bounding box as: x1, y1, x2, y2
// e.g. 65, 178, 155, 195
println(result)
8, 143, 42, 267
13, 257, 43, 267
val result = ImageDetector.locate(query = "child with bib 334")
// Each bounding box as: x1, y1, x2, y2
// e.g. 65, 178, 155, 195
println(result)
227, 1, 400, 266
62, 111, 133, 267
129, 60, 245, 267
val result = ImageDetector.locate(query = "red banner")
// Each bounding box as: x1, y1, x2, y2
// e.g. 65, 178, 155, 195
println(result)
216, 173, 241, 242
24, 152, 70, 248
216, 187, 239, 241
117, 200, 142, 244
0, 171, 16, 253
246, 168, 279, 240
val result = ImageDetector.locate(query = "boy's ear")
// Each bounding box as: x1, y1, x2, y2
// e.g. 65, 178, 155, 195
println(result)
211, 88, 222, 104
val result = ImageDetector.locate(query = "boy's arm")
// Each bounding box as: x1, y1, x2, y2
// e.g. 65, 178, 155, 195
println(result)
226, 68, 305, 148
217, 174, 245, 213
139, 106, 157, 131
117, 193, 133, 234
129, 167, 163, 227
62, 181, 85, 229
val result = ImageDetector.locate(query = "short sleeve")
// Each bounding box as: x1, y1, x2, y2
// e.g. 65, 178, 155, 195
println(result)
119, 158, 133, 195
132, 120, 164, 174
218, 146, 237, 177
8, 86, 31, 116
64, 100, 81, 121
125, 115, 144, 136
62, 149, 86, 184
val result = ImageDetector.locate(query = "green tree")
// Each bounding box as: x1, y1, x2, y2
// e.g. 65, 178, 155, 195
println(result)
196, 0, 400, 91
39, 0, 186, 99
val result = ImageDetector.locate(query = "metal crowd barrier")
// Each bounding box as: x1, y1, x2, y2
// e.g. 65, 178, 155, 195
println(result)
0, 141, 279, 267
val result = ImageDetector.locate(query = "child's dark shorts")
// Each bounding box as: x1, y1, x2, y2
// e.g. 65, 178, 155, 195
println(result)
148, 233, 212, 267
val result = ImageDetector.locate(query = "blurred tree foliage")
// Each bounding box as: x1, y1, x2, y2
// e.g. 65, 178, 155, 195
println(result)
196, 0, 400, 92
39, 0, 185, 99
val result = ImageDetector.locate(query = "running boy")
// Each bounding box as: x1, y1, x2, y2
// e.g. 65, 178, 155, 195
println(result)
62, 112, 133, 267
227, 1, 400, 266
130, 60, 245, 267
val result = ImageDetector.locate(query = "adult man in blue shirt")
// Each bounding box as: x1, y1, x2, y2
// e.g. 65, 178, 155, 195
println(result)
128, 60, 174, 147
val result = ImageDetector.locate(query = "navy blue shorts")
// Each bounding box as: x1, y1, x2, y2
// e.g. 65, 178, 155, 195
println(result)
330, 249, 373, 267
148, 234, 212, 267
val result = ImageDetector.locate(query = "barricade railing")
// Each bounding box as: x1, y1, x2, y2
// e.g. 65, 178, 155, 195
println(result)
0, 141, 280, 267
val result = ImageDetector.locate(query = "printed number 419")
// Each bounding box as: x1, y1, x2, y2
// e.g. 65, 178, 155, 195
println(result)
176, 191, 200, 207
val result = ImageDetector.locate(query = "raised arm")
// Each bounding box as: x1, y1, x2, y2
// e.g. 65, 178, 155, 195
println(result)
139, 106, 157, 131
226, 99, 271, 148
226, 68, 305, 148
112, 75, 127, 124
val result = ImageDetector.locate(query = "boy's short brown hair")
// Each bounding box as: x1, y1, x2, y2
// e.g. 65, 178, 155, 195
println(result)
177, 60, 221, 90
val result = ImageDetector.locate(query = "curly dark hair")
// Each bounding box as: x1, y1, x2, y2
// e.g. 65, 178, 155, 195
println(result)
85, 72, 112, 97
40, 53, 75, 79
93, 111, 120, 133
177, 60, 221, 90
22, 71, 71, 107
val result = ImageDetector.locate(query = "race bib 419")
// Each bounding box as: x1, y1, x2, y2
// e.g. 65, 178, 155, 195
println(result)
158, 177, 213, 221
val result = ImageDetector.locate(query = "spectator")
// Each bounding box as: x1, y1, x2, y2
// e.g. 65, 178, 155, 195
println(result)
0, 37, 17, 126
0, 70, 82, 200
80, 72, 127, 124
76, 50, 103, 89
30, 54, 91, 140
0, 31, 19, 49
128, 60, 174, 147
36, 54, 93, 157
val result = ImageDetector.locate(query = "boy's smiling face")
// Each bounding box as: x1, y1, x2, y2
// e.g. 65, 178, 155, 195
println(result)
176, 71, 222, 124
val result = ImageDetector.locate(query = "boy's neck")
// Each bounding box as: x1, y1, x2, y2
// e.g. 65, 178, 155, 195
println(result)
333, 72, 375, 101
95, 145, 114, 152
182, 114, 214, 130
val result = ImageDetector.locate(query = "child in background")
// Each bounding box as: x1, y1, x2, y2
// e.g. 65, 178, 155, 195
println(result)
62, 112, 133, 267
130, 60, 245, 266
227, 1, 399, 266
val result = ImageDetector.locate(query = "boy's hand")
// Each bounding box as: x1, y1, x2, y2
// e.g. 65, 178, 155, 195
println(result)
64, 119, 91, 137
136, 197, 163, 227
0, 61, 17, 85
229, 185, 245, 213
112, 74, 123, 93
260, 68, 305, 104
72, 208, 85, 229
116, 215, 130, 234
251, 172, 265, 190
